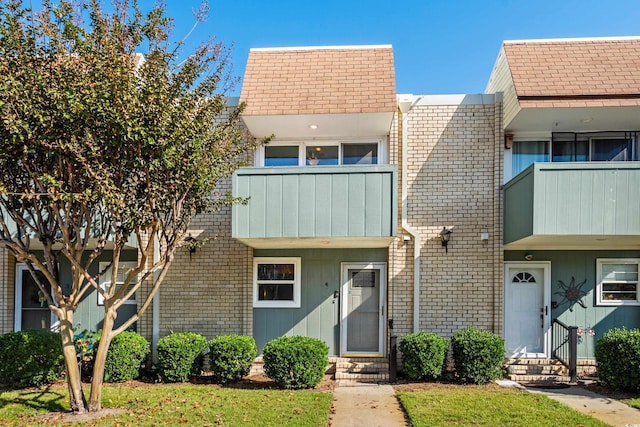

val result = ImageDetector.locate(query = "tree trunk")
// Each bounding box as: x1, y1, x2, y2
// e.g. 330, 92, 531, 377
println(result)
88, 308, 116, 412
58, 308, 87, 414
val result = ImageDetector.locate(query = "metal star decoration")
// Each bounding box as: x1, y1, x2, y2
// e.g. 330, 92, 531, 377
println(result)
555, 276, 588, 311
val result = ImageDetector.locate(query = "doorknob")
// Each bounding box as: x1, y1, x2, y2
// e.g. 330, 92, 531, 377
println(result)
333, 290, 339, 299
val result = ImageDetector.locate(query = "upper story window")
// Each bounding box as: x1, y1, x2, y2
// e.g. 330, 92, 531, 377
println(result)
552, 132, 638, 162
259, 141, 381, 167
508, 131, 639, 180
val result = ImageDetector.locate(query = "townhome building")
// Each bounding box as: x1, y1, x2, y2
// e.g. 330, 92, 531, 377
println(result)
2, 36, 639, 381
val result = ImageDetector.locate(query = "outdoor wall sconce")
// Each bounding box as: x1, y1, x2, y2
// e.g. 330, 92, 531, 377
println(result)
504, 133, 513, 149
184, 233, 198, 259
440, 227, 452, 253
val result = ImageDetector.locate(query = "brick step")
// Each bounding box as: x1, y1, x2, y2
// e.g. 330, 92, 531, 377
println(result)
335, 361, 389, 372
506, 365, 567, 375
507, 374, 572, 384
335, 371, 389, 382
504, 358, 565, 366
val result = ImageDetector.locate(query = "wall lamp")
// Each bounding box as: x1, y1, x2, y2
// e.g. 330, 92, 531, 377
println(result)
504, 133, 513, 149
440, 227, 452, 253
184, 233, 198, 259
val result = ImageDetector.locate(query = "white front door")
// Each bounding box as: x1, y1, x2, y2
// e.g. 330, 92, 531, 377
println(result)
504, 262, 551, 358
340, 262, 386, 356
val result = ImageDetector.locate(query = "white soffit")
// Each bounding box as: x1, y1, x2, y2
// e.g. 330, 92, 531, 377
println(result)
241, 112, 395, 139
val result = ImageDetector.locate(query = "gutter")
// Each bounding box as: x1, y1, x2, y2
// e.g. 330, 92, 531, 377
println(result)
397, 95, 422, 333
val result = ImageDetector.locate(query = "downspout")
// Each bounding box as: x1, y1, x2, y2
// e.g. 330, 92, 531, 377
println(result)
151, 235, 160, 363
398, 95, 422, 333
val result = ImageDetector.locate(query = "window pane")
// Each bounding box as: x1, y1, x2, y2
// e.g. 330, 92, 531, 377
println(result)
592, 139, 631, 161
343, 144, 378, 165
512, 141, 549, 176
258, 283, 294, 301
601, 264, 638, 281
602, 282, 637, 301
306, 146, 338, 165
265, 146, 299, 166
257, 263, 295, 280
552, 139, 588, 162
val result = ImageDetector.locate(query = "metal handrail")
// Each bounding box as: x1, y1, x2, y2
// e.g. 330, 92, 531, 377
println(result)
552, 318, 578, 382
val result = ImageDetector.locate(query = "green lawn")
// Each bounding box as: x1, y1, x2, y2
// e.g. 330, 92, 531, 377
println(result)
627, 398, 640, 410
397, 384, 611, 427
0, 383, 332, 426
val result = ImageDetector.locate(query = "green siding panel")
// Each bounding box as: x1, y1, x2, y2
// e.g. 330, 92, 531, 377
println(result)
504, 163, 640, 243
506, 249, 640, 359
233, 165, 398, 240
252, 248, 388, 355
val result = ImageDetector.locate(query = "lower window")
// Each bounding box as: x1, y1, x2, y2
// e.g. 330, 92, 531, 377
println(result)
596, 259, 640, 306
253, 257, 301, 308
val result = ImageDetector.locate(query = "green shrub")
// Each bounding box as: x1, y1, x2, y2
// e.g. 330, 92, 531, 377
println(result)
0, 329, 65, 387
156, 332, 207, 383
399, 331, 448, 380
263, 336, 328, 389
451, 326, 504, 384
595, 328, 640, 391
105, 331, 150, 382
209, 335, 257, 384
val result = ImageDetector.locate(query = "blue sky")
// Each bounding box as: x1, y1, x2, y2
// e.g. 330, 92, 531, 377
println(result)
109, 1, 640, 95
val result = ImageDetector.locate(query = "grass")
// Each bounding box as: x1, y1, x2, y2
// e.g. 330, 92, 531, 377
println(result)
627, 398, 640, 410
397, 384, 611, 427
0, 383, 332, 426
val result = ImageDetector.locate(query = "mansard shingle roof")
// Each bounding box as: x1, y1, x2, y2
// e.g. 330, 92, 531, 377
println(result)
240, 46, 396, 116
503, 37, 640, 107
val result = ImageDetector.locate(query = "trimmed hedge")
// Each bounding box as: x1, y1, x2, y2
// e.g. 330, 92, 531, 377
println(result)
595, 328, 640, 391
157, 332, 208, 383
263, 336, 328, 389
0, 329, 65, 387
209, 335, 257, 384
451, 326, 504, 384
105, 331, 150, 382
399, 331, 448, 380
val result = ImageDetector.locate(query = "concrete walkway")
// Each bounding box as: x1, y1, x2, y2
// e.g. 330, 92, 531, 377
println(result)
330, 384, 407, 427
528, 385, 640, 427
330, 381, 640, 427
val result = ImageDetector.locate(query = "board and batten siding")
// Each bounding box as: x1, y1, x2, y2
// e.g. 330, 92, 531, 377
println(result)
232, 165, 397, 239
504, 163, 640, 243
506, 249, 640, 359
252, 248, 388, 355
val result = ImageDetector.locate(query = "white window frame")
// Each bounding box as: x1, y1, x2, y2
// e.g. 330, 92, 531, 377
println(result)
14, 263, 58, 331
98, 261, 138, 306
256, 140, 385, 166
253, 257, 301, 308
596, 258, 640, 306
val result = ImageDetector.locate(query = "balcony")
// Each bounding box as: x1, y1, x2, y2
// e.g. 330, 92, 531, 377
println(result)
232, 165, 397, 249
504, 162, 640, 250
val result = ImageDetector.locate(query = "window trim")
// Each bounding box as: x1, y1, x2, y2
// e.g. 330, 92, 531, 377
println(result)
253, 257, 301, 308
596, 258, 640, 306
256, 140, 384, 166
14, 263, 58, 331
98, 261, 138, 306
